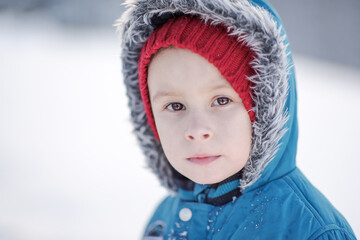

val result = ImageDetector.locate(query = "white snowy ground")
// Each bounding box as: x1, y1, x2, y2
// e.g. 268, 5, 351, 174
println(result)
0, 16, 359, 240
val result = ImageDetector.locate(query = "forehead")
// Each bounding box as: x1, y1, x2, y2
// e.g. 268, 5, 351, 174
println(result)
147, 47, 232, 93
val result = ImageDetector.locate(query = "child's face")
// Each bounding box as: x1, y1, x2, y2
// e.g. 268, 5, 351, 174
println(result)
148, 47, 252, 184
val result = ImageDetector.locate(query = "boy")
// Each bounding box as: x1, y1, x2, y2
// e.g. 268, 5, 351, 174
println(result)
116, 0, 356, 239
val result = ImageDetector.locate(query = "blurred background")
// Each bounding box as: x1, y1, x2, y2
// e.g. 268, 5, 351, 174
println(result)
0, 0, 359, 239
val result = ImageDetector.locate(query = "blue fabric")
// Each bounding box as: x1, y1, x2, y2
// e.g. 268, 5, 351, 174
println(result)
179, 180, 240, 203
145, 169, 356, 239
142, 0, 356, 239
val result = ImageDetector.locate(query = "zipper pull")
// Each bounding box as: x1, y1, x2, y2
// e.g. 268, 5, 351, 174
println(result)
197, 188, 210, 203
197, 193, 206, 203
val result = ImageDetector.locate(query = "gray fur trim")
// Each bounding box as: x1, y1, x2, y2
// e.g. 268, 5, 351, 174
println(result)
115, 0, 290, 192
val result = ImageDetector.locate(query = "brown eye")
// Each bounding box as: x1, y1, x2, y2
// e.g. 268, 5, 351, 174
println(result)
166, 103, 185, 111
214, 97, 231, 106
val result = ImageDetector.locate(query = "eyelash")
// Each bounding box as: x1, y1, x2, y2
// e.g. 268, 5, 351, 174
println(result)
165, 97, 232, 112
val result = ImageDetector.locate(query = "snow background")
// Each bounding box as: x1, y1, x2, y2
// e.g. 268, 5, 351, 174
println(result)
0, 15, 359, 239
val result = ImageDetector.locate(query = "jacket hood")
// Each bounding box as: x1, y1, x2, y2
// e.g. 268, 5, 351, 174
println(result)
116, 0, 298, 193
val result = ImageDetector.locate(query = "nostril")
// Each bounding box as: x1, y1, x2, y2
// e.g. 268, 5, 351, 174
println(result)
185, 132, 212, 141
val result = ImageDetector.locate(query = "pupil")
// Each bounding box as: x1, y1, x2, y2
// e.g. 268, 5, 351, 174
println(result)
219, 98, 227, 105
173, 103, 182, 110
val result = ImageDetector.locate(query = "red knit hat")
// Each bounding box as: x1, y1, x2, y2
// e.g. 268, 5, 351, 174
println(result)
138, 15, 255, 140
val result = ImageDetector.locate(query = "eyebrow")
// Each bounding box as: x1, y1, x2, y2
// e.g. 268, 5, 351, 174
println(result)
151, 83, 231, 102
151, 91, 181, 102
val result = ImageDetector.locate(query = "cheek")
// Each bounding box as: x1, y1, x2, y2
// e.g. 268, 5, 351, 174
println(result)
154, 116, 184, 157
215, 109, 252, 154
155, 116, 180, 138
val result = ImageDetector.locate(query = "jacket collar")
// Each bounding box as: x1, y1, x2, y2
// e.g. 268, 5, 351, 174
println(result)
177, 172, 242, 206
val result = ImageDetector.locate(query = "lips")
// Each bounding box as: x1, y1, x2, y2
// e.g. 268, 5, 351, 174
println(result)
186, 155, 221, 165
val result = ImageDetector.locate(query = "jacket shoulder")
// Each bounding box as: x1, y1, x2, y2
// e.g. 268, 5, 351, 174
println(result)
309, 227, 357, 240
280, 168, 356, 239
143, 194, 180, 238
149, 194, 179, 220
229, 168, 356, 239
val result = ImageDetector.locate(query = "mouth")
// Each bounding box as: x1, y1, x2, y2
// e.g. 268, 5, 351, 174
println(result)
186, 155, 221, 165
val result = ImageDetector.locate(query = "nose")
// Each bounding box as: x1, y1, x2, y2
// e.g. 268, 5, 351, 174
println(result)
184, 120, 214, 141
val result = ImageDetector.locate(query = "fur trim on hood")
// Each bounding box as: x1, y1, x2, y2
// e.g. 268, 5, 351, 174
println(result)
115, 0, 292, 193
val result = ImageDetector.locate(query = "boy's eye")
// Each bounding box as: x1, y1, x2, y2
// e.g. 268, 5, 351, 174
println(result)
213, 97, 232, 106
164, 97, 231, 111
166, 103, 186, 111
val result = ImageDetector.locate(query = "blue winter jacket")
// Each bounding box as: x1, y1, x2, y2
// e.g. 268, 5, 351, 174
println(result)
117, 0, 356, 239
